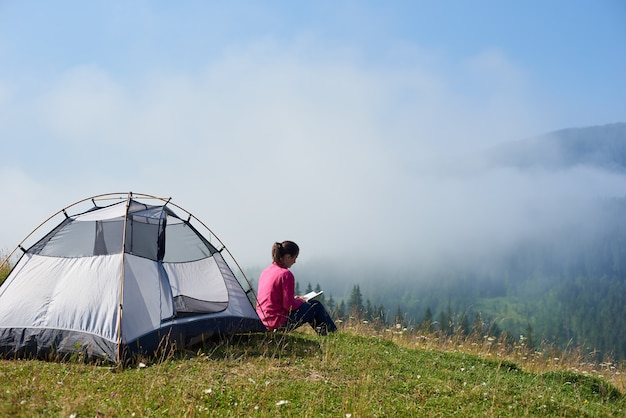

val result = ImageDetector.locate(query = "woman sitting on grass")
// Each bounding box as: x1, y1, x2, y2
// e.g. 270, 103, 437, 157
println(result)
256, 241, 337, 335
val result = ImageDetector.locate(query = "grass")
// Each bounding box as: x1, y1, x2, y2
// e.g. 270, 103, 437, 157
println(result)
0, 321, 624, 417
1, 261, 624, 416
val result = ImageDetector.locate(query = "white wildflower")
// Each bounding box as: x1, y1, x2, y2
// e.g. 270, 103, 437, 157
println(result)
138, 362, 147, 368
248, 378, 256, 384
204, 388, 213, 394
276, 400, 289, 406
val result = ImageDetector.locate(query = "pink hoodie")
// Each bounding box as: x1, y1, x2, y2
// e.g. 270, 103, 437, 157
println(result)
256, 263, 304, 330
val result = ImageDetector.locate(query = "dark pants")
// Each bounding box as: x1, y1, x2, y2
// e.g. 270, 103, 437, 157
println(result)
286, 300, 338, 335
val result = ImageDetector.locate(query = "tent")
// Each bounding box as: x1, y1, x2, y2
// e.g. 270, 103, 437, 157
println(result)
0, 192, 265, 363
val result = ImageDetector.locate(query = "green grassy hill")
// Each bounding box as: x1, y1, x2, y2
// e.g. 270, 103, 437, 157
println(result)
1, 326, 624, 417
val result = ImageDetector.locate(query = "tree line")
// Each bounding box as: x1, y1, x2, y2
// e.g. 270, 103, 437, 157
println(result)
302, 198, 626, 361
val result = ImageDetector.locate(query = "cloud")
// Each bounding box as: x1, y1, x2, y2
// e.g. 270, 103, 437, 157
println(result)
39, 66, 128, 144
2, 38, 624, 271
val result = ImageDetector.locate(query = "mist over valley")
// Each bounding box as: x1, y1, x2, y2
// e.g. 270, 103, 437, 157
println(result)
273, 123, 626, 360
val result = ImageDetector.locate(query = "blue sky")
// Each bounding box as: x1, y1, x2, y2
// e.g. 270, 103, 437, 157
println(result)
1, 1, 625, 267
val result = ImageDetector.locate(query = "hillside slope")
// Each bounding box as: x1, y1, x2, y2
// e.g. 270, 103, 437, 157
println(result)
0, 330, 624, 417
487, 122, 626, 171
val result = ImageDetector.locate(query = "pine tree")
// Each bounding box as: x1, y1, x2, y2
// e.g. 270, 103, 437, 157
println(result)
365, 299, 373, 321
326, 294, 335, 313
487, 320, 501, 338
472, 312, 484, 337
337, 300, 346, 320
295, 281, 301, 296
371, 305, 386, 324
306, 282, 313, 293
395, 306, 404, 326
525, 322, 535, 350
459, 313, 470, 336
438, 310, 448, 334
422, 306, 433, 330
446, 303, 453, 335
377, 304, 386, 324
348, 285, 364, 318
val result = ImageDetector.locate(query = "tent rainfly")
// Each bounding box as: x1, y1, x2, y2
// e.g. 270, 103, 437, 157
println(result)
0, 192, 265, 363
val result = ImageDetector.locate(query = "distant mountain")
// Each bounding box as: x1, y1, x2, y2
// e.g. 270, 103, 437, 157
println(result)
486, 122, 626, 171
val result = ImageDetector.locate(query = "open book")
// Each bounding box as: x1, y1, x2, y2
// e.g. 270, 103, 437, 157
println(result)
302, 290, 323, 301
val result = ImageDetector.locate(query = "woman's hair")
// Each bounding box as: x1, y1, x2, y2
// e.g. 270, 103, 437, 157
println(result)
272, 241, 299, 264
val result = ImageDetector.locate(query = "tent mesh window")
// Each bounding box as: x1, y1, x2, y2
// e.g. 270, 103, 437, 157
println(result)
27, 200, 228, 316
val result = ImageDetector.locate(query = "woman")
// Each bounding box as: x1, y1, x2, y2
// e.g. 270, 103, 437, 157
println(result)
256, 241, 337, 335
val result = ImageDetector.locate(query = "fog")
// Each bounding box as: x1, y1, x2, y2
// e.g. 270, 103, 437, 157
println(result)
1, 42, 625, 278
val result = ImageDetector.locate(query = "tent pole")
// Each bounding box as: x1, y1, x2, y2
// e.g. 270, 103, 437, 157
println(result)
116, 192, 132, 364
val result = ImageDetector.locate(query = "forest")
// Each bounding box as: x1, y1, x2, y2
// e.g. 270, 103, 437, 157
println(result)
291, 195, 626, 362
291, 124, 626, 361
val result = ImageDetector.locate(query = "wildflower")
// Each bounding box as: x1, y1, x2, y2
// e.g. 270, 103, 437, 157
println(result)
139, 362, 147, 368
276, 400, 289, 406
248, 378, 256, 384
204, 388, 213, 394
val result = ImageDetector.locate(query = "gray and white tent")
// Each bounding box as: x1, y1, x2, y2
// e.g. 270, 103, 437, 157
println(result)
0, 192, 265, 363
